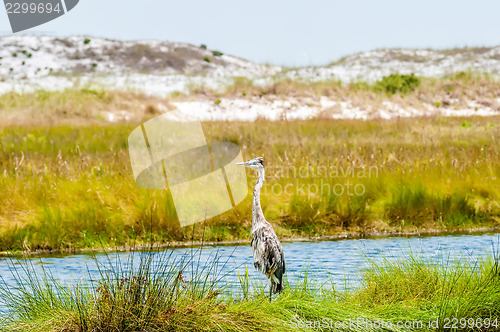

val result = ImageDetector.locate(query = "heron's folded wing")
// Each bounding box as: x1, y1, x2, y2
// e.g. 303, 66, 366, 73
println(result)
262, 228, 284, 273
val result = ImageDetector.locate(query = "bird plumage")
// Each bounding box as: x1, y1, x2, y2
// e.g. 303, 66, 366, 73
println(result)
251, 226, 285, 293
237, 157, 285, 299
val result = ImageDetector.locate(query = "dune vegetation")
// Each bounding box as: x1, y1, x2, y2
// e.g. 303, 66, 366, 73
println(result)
0, 245, 499, 331
0, 73, 499, 252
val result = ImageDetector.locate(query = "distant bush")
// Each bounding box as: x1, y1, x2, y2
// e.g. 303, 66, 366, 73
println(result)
212, 51, 223, 57
200, 44, 207, 49
375, 73, 421, 95
203, 57, 211, 63
84, 38, 91, 45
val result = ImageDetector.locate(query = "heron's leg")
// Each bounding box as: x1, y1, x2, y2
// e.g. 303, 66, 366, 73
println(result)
269, 286, 272, 302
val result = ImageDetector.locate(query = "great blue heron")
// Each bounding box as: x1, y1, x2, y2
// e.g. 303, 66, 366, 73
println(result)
236, 157, 285, 301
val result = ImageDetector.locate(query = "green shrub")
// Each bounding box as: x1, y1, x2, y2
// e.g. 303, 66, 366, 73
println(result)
375, 73, 421, 95
212, 51, 223, 56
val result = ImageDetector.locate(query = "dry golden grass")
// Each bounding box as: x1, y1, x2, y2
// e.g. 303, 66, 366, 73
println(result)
0, 89, 175, 128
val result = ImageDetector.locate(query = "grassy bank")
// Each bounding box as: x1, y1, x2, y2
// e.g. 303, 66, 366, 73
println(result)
0, 114, 499, 251
1, 247, 499, 331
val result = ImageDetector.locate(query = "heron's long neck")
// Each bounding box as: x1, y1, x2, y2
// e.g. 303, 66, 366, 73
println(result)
251, 167, 265, 233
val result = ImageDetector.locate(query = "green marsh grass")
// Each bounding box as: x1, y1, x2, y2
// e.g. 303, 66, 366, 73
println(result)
0, 115, 499, 251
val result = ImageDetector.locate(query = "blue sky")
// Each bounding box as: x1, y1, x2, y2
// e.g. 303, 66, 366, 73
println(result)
1, 0, 499, 66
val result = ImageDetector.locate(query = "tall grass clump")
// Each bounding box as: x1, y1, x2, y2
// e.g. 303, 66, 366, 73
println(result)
385, 182, 478, 228
0, 245, 282, 331
354, 251, 500, 328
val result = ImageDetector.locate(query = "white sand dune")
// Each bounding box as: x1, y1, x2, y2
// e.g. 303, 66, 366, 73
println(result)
1, 36, 499, 121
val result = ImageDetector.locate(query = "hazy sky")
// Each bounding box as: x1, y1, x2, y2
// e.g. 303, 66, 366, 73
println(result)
1, 0, 499, 66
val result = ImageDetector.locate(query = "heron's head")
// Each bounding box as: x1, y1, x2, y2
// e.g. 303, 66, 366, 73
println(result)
236, 157, 264, 170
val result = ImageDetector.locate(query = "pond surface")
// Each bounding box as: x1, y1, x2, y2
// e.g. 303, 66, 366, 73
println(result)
0, 232, 499, 316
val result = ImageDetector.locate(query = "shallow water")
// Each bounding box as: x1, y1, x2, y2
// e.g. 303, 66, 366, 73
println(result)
0, 232, 499, 316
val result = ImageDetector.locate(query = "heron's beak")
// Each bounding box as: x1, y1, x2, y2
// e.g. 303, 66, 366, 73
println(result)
235, 161, 251, 166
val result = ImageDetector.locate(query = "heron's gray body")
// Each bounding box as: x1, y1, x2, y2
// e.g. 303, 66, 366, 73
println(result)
243, 158, 285, 295
251, 224, 285, 293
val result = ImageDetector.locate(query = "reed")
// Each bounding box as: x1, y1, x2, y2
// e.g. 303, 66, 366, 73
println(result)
0, 115, 498, 251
